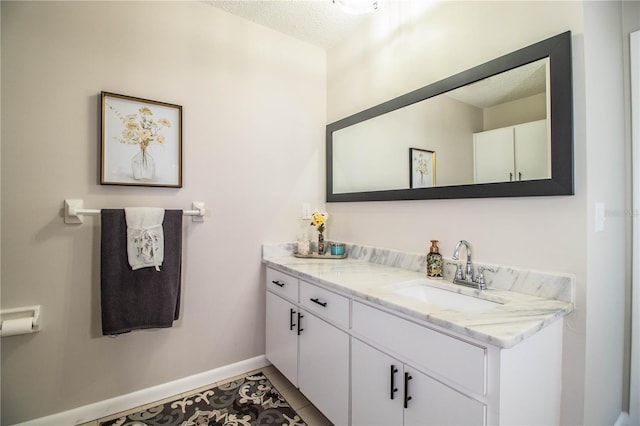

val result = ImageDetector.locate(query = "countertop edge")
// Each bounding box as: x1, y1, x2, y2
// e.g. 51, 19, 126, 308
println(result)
262, 257, 574, 349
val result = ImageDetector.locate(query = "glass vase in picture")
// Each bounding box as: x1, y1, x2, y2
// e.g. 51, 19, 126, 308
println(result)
132, 149, 155, 181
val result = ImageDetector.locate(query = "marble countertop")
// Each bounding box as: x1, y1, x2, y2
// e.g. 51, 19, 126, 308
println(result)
262, 243, 574, 349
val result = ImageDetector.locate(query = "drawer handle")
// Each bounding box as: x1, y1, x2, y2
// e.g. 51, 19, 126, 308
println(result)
289, 308, 296, 331
390, 365, 399, 400
271, 280, 285, 287
297, 312, 304, 335
404, 372, 413, 409
310, 298, 327, 307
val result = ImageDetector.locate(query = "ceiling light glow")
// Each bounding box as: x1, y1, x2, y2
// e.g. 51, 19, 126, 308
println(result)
332, 0, 378, 15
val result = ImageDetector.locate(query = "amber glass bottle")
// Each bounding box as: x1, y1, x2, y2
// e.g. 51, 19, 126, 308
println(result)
426, 240, 443, 279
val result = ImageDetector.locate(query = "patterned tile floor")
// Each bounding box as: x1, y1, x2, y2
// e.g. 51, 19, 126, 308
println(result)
79, 365, 332, 426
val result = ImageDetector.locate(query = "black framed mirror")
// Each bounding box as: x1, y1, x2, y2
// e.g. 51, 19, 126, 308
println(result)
326, 31, 573, 202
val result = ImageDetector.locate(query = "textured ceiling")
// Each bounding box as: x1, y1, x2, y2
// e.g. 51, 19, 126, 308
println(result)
206, 0, 372, 49
447, 59, 548, 109
206, 1, 545, 107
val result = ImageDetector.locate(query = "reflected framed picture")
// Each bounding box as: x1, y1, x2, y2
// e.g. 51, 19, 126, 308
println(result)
410, 148, 436, 188
101, 92, 182, 187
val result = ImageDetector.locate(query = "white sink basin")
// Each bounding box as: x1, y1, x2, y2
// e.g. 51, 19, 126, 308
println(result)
388, 279, 503, 313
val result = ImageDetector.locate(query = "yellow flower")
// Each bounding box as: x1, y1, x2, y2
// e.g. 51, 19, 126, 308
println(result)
123, 129, 136, 140
310, 211, 328, 233
139, 106, 153, 116
111, 103, 171, 149
139, 129, 151, 140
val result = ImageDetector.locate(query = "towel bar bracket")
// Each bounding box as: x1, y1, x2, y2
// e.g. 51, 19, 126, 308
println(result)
65, 199, 85, 224
192, 202, 205, 222
64, 199, 206, 224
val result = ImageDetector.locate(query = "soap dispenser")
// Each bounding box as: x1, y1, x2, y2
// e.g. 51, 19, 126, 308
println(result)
426, 240, 443, 279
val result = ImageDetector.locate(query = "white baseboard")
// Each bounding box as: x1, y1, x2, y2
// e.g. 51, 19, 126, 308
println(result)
14, 355, 270, 426
615, 411, 630, 426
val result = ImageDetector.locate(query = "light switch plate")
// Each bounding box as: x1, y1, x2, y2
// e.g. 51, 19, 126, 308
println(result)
302, 203, 312, 220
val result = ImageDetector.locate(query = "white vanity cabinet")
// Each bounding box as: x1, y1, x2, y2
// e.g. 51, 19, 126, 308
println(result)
352, 301, 486, 426
265, 265, 565, 426
474, 119, 549, 184
298, 309, 349, 425
298, 280, 350, 426
351, 300, 563, 426
351, 338, 403, 426
352, 338, 485, 426
265, 269, 300, 386
265, 268, 350, 426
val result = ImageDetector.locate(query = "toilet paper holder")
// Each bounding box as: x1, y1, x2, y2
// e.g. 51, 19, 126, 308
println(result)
0, 305, 41, 337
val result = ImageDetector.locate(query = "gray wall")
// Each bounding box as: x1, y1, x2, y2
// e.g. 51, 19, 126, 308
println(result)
0, 2, 326, 424
2, 1, 638, 425
327, 1, 636, 424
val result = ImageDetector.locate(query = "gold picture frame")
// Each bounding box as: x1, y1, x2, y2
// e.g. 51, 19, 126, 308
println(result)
101, 92, 182, 187
410, 148, 436, 188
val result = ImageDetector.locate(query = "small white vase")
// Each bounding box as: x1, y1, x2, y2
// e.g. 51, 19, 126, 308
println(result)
131, 149, 155, 181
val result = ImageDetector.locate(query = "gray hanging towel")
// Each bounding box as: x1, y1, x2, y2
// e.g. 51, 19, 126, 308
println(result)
100, 209, 183, 335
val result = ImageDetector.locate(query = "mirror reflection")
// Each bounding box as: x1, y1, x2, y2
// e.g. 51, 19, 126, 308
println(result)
332, 58, 550, 194
326, 30, 573, 202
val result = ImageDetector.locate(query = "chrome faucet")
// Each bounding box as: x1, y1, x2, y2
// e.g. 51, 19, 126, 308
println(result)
452, 240, 474, 282
450, 240, 495, 290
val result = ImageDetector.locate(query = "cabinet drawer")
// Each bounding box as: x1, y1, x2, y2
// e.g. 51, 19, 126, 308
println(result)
266, 268, 298, 302
352, 301, 486, 396
299, 281, 350, 328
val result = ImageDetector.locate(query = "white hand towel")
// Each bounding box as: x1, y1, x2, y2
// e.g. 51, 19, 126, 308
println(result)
124, 208, 165, 271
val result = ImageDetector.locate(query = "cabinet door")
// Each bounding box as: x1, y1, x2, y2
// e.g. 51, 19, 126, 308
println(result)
265, 291, 299, 387
514, 119, 549, 181
404, 367, 486, 426
352, 338, 404, 426
298, 310, 350, 426
473, 127, 515, 184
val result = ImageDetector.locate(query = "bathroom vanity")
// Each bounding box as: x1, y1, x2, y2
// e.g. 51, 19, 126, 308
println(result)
263, 243, 574, 426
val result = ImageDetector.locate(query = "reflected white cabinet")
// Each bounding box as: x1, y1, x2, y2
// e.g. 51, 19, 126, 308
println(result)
474, 119, 549, 184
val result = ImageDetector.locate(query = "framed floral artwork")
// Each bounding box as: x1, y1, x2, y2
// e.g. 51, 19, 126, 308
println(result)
410, 148, 436, 188
101, 92, 182, 187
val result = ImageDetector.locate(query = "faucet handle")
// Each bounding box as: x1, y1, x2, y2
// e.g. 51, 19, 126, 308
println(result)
475, 266, 496, 287
447, 261, 464, 280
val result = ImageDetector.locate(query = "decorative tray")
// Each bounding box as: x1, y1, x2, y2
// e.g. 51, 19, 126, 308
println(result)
293, 252, 348, 259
